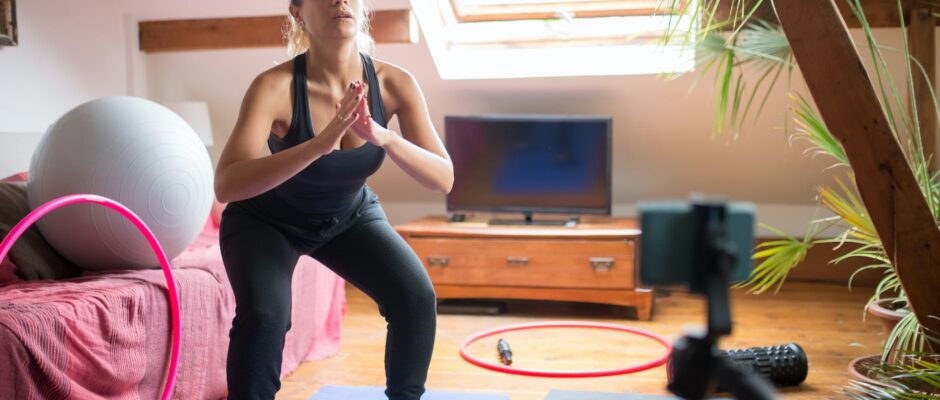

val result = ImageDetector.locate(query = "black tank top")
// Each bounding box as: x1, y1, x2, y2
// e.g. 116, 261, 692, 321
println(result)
241, 51, 387, 217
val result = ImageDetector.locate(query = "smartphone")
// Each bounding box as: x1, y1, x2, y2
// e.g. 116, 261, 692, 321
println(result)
637, 201, 755, 286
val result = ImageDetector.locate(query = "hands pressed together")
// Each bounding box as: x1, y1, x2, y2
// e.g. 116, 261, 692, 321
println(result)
312, 80, 395, 157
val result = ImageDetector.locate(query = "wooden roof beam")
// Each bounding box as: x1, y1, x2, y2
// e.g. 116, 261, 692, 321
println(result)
139, 10, 417, 53
714, 0, 940, 28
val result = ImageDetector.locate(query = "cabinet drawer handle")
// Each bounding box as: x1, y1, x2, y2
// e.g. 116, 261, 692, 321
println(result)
427, 256, 449, 268
506, 256, 529, 266
590, 257, 615, 272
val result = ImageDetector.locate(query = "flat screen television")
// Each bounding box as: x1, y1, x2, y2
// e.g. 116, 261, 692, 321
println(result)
445, 114, 612, 225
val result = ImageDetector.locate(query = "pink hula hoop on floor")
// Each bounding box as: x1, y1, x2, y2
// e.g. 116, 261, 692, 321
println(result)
460, 320, 672, 378
0, 194, 181, 400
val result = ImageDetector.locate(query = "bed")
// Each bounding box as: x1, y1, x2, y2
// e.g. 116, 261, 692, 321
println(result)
0, 212, 347, 399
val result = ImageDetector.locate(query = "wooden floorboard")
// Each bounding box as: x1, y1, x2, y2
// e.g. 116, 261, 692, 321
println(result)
277, 282, 883, 399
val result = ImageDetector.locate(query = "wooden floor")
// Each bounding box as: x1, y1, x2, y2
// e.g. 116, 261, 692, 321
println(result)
277, 282, 884, 399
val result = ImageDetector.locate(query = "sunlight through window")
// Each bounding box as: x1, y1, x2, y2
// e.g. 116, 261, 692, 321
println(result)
410, 0, 694, 79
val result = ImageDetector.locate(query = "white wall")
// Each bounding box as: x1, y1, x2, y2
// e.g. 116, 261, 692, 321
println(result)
0, 0, 130, 177
0, 0, 128, 133
0, 133, 42, 178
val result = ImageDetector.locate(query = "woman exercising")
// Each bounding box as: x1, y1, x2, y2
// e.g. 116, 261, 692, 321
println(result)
213, 0, 453, 398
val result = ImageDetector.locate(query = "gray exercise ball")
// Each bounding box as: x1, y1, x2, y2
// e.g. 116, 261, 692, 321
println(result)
28, 96, 214, 270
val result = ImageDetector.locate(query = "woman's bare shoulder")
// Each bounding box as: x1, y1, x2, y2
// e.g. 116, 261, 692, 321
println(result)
370, 57, 417, 89
369, 56, 422, 115
245, 58, 295, 101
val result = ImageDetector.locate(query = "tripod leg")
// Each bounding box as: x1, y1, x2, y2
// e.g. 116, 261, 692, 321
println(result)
716, 357, 777, 400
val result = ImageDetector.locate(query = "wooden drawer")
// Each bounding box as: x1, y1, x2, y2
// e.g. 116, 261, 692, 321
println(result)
407, 237, 635, 289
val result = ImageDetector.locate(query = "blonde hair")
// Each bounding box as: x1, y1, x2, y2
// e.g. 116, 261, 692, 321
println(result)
285, 0, 376, 59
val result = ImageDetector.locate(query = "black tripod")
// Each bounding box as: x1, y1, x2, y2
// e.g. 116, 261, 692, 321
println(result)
666, 203, 777, 400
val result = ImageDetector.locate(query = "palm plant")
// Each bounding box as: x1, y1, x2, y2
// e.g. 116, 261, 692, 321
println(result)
656, 0, 940, 376
663, 17, 793, 136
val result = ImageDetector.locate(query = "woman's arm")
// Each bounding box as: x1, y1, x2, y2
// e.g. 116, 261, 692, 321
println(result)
366, 69, 454, 194
215, 74, 366, 203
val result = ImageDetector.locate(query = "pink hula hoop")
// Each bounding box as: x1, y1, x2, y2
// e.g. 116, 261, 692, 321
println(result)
459, 320, 672, 378
0, 194, 181, 400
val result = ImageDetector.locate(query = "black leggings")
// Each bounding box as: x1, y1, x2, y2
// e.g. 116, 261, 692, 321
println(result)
219, 187, 437, 400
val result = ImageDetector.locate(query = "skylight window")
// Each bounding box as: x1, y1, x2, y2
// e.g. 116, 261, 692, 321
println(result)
410, 0, 694, 79
450, 0, 669, 23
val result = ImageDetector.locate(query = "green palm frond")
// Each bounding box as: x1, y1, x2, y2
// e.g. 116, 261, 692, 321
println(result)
910, 359, 940, 389
807, 177, 904, 309
932, 170, 940, 223
845, 0, 910, 146
663, 0, 789, 136
690, 31, 731, 87
893, 3, 940, 223
847, 379, 940, 400
692, 31, 737, 135
845, 0, 940, 223
660, 0, 769, 47
911, 131, 940, 219
871, 268, 904, 309
656, 0, 724, 55
829, 242, 889, 265
845, 263, 892, 293
695, 20, 792, 135
731, 19, 793, 133
882, 311, 936, 364
733, 19, 790, 64
788, 92, 849, 168
846, 381, 908, 400
817, 177, 879, 243
734, 223, 818, 294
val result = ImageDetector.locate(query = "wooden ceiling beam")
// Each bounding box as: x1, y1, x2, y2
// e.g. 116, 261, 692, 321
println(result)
139, 10, 416, 53
714, 0, 940, 28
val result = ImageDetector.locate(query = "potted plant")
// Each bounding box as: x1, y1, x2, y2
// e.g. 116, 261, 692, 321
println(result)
659, 0, 940, 394
846, 356, 940, 399
868, 298, 907, 335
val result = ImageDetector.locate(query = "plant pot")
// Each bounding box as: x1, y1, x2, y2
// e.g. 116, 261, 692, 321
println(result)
848, 354, 884, 386
866, 298, 906, 335
848, 354, 940, 393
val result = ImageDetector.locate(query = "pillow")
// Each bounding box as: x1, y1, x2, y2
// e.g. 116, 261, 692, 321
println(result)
1, 173, 29, 284
0, 182, 81, 280
0, 254, 19, 286
1, 171, 27, 182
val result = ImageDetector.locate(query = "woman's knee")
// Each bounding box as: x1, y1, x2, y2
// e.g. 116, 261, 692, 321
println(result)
404, 281, 438, 317
234, 303, 293, 333
418, 283, 438, 310
379, 280, 436, 322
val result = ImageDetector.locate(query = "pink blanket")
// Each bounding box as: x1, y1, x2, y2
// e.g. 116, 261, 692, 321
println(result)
0, 222, 346, 399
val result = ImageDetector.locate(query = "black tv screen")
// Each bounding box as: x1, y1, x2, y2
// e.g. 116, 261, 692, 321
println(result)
445, 115, 612, 215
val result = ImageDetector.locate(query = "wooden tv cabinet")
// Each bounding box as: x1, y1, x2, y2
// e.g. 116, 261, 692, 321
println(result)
394, 215, 652, 320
